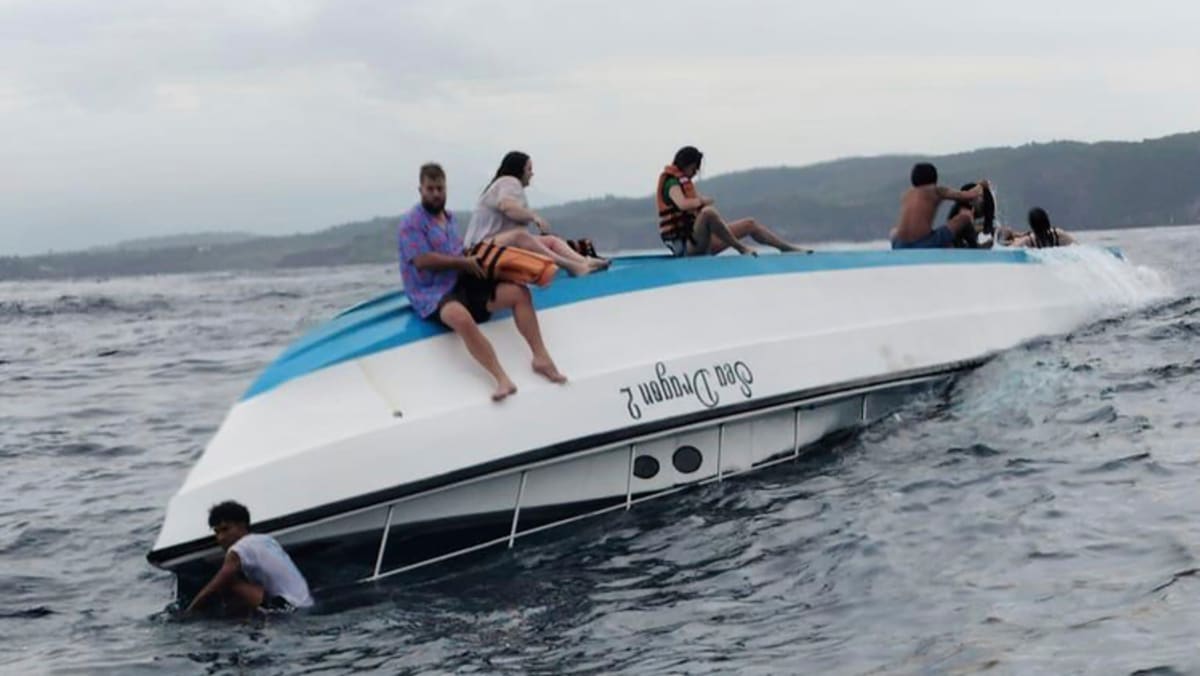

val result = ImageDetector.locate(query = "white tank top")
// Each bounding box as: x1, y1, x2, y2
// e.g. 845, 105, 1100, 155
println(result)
231, 534, 314, 607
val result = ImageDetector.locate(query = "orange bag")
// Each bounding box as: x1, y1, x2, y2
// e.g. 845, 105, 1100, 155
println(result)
468, 241, 558, 287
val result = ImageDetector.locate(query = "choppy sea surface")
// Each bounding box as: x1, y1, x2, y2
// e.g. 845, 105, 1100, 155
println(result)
1, 227, 1197, 675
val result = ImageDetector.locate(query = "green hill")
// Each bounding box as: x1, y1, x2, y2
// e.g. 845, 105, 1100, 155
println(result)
3, 131, 1198, 280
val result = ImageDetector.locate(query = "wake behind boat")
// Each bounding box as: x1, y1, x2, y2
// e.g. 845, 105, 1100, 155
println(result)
147, 247, 1146, 597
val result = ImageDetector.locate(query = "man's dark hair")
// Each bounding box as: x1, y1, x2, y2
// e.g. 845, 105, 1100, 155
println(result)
419, 162, 445, 183
910, 162, 938, 187
208, 501, 251, 528
673, 145, 703, 170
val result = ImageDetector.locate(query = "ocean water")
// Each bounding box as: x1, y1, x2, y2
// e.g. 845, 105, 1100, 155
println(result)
0, 227, 1196, 675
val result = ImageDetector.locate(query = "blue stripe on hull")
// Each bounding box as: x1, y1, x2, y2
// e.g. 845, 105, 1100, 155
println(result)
243, 249, 1036, 400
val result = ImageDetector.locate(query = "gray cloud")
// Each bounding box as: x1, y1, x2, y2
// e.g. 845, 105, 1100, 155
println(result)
1, 1, 1197, 254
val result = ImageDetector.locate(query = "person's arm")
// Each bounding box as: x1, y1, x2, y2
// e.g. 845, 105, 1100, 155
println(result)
1056, 229, 1078, 245
398, 219, 485, 277
413, 252, 484, 277
935, 183, 983, 203
184, 550, 242, 614
492, 179, 550, 233
666, 184, 707, 212
497, 198, 550, 233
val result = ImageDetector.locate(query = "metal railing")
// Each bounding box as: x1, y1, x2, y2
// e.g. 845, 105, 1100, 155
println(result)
352, 373, 948, 584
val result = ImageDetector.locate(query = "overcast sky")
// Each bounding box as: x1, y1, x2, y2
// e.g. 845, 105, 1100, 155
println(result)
1, 1, 1197, 255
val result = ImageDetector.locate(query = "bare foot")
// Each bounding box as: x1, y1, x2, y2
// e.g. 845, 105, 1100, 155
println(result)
491, 379, 518, 402
565, 261, 593, 277
780, 244, 810, 253
589, 257, 612, 271
532, 358, 568, 384
738, 246, 759, 257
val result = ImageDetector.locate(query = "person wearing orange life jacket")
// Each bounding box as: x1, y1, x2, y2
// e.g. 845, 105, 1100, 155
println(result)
657, 146, 808, 257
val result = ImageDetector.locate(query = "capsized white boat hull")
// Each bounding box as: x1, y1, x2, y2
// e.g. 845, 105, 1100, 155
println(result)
147, 247, 1154, 591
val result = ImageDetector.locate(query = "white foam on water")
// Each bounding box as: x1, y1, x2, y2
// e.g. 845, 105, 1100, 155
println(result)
1029, 245, 1174, 308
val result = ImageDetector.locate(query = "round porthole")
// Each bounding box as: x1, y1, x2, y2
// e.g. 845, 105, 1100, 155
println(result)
673, 446, 703, 474
633, 455, 660, 479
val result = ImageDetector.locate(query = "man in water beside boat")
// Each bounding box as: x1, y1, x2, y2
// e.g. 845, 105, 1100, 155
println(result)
891, 162, 990, 249
184, 501, 313, 616
399, 162, 567, 402
657, 146, 809, 256
465, 151, 609, 276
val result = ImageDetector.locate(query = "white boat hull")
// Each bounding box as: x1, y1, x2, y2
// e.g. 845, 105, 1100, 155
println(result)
147, 248, 1148, 592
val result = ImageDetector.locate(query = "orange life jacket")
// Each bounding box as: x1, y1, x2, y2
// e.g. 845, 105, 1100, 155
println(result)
656, 165, 697, 241
468, 241, 558, 287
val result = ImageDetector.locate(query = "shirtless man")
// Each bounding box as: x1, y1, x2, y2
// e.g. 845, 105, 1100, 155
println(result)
890, 162, 988, 249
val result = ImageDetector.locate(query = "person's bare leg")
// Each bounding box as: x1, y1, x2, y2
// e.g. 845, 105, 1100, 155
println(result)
223, 579, 265, 617
690, 207, 754, 256
489, 283, 567, 384
490, 229, 592, 276
535, 235, 609, 270
726, 218, 808, 253
439, 301, 517, 401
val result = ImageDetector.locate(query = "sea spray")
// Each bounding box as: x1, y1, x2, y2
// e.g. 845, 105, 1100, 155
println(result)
1029, 246, 1173, 308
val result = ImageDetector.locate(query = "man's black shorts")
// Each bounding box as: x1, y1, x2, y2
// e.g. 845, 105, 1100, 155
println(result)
435, 274, 497, 328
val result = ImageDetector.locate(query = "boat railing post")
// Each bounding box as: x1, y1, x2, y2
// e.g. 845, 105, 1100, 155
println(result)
793, 407, 801, 460
371, 504, 395, 580
625, 445, 635, 510
508, 471, 528, 549
717, 424, 724, 482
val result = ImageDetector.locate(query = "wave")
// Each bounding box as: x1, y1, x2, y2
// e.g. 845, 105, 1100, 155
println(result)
0, 294, 173, 319
1136, 294, 1199, 318
235, 289, 305, 304
1146, 359, 1200, 380
0, 607, 54, 619
52, 442, 145, 458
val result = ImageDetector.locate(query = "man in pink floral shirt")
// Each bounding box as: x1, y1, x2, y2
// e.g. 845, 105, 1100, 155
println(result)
398, 163, 567, 401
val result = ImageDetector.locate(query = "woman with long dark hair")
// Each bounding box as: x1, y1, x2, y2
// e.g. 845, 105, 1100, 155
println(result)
1013, 207, 1076, 248
464, 151, 608, 276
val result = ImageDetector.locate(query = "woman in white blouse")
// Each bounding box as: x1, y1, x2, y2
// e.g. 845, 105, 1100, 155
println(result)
465, 151, 609, 277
